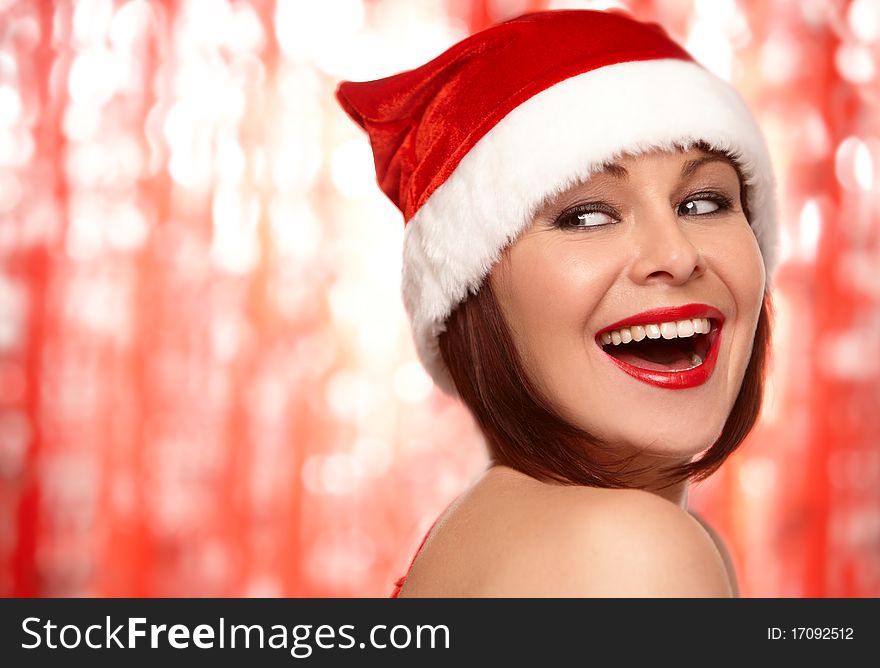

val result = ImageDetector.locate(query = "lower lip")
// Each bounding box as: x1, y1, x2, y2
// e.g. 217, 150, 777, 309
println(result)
602, 326, 722, 389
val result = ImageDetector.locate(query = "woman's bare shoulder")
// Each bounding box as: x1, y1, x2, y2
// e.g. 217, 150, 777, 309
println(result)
689, 509, 740, 597
539, 487, 732, 597
400, 466, 732, 597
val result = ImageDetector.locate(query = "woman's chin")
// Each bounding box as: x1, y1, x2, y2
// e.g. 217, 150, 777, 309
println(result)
637, 428, 724, 461
577, 423, 724, 466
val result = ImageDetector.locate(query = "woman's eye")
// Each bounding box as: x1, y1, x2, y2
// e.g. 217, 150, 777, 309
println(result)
555, 193, 731, 230
679, 195, 729, 216
556, 208, 616, 229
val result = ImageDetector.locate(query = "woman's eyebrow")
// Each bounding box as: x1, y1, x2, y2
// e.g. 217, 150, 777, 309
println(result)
597, 154, 736, 180
679, 155, 736, 178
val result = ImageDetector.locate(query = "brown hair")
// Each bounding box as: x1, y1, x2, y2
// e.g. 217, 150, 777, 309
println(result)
437, 145, 773, 490
439, 281, 772, 490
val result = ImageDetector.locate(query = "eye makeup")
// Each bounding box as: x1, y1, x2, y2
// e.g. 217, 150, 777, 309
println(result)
552, 188, 737, 232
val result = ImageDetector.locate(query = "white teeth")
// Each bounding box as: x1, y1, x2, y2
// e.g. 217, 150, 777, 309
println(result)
691, 352, 703, 365
660, 322, 677, 339
600, 317, 716, 346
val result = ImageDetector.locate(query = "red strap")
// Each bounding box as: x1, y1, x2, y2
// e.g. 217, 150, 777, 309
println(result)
389, 515, 441, 597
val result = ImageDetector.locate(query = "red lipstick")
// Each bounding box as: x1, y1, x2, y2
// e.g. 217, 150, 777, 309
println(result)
597, 303, 725, 390
597, 303, 724, 335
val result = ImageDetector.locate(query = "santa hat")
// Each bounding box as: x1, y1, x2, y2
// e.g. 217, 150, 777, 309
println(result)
335, 9, 778, 397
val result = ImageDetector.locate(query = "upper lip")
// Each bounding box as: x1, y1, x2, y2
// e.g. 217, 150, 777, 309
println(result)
596, 303, 725, 336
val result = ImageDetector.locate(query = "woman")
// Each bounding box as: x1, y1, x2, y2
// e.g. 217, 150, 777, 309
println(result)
335, 9, 777, 597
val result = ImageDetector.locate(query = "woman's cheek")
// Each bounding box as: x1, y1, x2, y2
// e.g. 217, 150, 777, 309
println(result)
724, 221, 765, 287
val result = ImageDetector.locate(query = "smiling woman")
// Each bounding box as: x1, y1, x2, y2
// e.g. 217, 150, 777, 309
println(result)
480, 147, 769, 486
433, 142, 773, 488
335, 9, 777, 597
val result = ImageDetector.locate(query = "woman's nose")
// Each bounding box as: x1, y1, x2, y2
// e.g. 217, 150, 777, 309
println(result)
628, 209, 706, 286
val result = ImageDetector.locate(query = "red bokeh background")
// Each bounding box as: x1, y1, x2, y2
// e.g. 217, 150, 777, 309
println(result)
0, 0, 878, 597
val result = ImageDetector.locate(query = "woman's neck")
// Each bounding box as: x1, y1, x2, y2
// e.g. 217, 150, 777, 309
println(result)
651, 480, 689, 510
485, 462, 691, 509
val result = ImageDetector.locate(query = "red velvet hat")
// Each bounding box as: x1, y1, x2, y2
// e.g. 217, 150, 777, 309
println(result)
335, 9, 778, 396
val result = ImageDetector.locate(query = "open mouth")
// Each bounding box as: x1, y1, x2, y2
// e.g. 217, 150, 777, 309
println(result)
598, 318, 715, 372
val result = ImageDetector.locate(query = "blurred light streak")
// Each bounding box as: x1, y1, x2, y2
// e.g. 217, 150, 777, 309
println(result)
392, 362, 434, 404
836, 136, 880, 191
738, 456, 778, 498
847, 0, 880, 43
330, 137, 377, 197
210, 187, 261, 274
67, 47, 120, 106
275, 0, 365, 65
760, 32, 801, 84
686, 0, 736, 80
0, 85, 22, 126
798, 198, 823, 261
835, 42, 876, 82
0, 275, 27, 350
0, 171, 22, 213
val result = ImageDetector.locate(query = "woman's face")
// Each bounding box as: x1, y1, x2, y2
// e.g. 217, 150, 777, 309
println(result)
488, 147, 766, 464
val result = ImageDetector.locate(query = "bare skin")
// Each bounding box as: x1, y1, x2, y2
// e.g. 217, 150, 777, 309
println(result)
399, 147, 762, 597
398, 463, 737, 597
488, 147, 765, 499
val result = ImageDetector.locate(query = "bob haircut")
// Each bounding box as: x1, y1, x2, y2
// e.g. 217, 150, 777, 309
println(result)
438, 147, 773, 490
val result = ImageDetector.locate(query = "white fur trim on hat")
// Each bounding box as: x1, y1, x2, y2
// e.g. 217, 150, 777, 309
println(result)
402, 58, 779, 396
